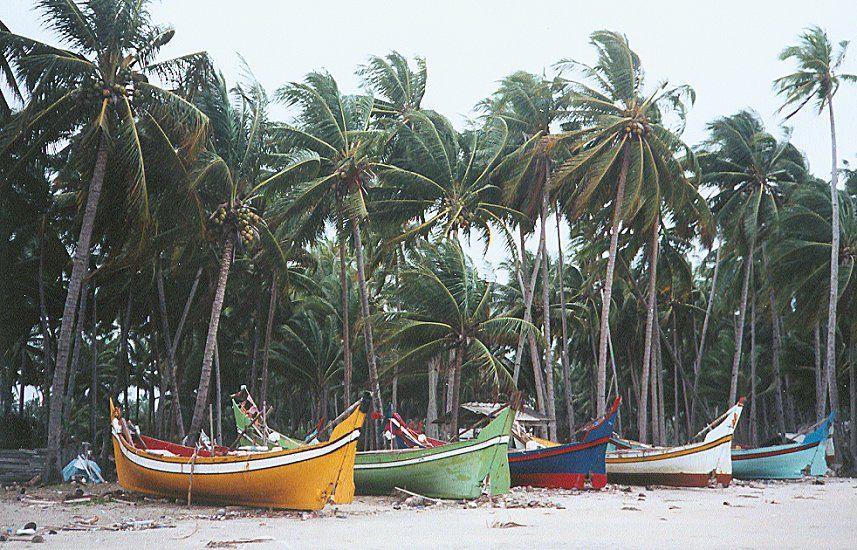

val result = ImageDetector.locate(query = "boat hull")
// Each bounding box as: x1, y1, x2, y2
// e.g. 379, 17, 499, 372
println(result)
508, 400, 619, 490
112, 403, 365, 510
607, 402, 743, 488
354, 407, 514, 499
731, 412, 834, 480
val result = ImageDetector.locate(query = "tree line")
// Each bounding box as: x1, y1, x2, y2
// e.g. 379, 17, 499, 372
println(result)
0, 1, 855, 478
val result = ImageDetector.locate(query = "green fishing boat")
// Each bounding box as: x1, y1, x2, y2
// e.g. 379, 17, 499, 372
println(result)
353, 407, 514, 499
232, 391, 514, 499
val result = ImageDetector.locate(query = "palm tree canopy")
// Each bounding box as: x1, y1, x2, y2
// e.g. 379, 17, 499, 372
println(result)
774, 26, 857, 119
553, 30, 700, 234
482, 70, 573, 222
383, 239, 537, 389
358, 51, 427, 119
375, 111, 515, 246
0, 0, 211, 228
275, 70, 389, 235
699, 110, 808, 247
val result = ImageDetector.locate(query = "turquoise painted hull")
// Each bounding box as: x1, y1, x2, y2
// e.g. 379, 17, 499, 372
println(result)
732, 412, 834, 480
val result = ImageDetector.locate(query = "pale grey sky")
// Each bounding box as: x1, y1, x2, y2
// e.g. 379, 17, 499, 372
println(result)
5, 0, 857, 275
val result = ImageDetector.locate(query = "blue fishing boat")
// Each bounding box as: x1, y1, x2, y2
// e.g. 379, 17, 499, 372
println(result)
507, 398, 620, 489
731, 411, 834, 479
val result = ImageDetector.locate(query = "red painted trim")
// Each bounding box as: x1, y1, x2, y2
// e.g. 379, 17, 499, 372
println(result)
512, 472, 608, 490
732, 441, 818, 461
607, 472, 732, 488
508, 436, 611, 463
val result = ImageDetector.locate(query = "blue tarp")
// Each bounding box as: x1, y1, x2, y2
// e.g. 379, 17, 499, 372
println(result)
62, 455, 104, 483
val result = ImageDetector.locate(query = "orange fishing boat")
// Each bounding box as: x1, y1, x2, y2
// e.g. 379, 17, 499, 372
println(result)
110, 397, 367, 510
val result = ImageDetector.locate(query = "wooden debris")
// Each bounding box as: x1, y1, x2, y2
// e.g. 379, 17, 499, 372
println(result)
205, 537, 274, 548
490, 521, 527, 529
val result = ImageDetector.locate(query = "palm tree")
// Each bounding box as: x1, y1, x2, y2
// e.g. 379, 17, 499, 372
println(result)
384, 240, 536, 437
483, 70, 573, 439
184, 72, 319, 443
554, 30, 696, 417
375, 111, 513, 244
774, 181, 857, 426
0, 0, 210, 475
698, 110, 807, 418
358, 51, 427, 119
276, 71, 390, 435
775, 26, 855, 437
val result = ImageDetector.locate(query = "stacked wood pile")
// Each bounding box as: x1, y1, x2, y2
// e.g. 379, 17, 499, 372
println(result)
0, 449, 46, 483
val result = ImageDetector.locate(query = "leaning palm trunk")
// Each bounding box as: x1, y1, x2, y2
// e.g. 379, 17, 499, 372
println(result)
156, 263, 186, 439
426, 356, 439, 438
596, 144, 631, 416
824, 95, 842, 455
337, 206, 353, 403
768, 292, 787, 435
539, 186, 557, 440
449, 343, 465, 438
63, 282, 89, 427
691, 246, 720, 429
849, 344, 856, 458
814, 322, 825, 421
351, 222, 383, 445
749, 297, 758, 446
261, 275, 277, 411
729, 245, 753, 406
188, 238, 234, 444
638, 217, 659, 442
47, 135, 109, 479
555, 210, 576, 434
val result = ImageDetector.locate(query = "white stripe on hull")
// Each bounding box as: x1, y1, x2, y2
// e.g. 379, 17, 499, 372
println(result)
355, 435, 510, 470
115, 429, 361, 475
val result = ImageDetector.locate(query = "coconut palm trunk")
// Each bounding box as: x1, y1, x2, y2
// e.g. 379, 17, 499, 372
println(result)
768, 292, 787, 435
63, 283, 89, 427
351, 221, 383, 444
46, 135, 108, 478
261, 275, 277, 411
539, 181, 557, 440
339, 232, 352, 403
156, 263, 186, 439
638, 216, 659, 442
188, 238, 234, 444
426, 356, 439, 438
849, 345, 856, 457
729, 246, 754, 406
596, 143, 631, 416
555, 210, 576, 434
38, 230, 53, 389
691, 246, 720, 428
749, 296, 758, 446
449, 343, 465, 439
814, 322, 825, 421
824, 95, 841, 435
90, 290, 99, 444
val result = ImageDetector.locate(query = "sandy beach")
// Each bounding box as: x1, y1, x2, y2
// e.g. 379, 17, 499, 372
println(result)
0, 479, 854, 549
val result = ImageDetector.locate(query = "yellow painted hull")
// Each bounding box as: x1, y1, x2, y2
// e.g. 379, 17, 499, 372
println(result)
112, 404, 364, 510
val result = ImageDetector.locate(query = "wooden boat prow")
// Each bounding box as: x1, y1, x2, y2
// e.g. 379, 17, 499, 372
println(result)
110, 397, 367, 510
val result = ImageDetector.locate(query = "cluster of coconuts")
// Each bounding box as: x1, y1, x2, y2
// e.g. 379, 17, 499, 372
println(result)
76, 70, 134, 105
624, 119, 650, 138
208, 205, 261, 247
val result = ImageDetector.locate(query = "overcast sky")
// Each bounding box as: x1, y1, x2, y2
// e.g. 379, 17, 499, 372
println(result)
5, 0, 857, 275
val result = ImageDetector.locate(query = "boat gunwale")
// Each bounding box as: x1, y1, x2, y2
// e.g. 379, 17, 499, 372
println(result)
606, 434, 733, 464
354, 435, 510, 469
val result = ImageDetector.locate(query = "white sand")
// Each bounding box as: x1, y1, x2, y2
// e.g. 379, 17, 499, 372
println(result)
1, 479, 854, 549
